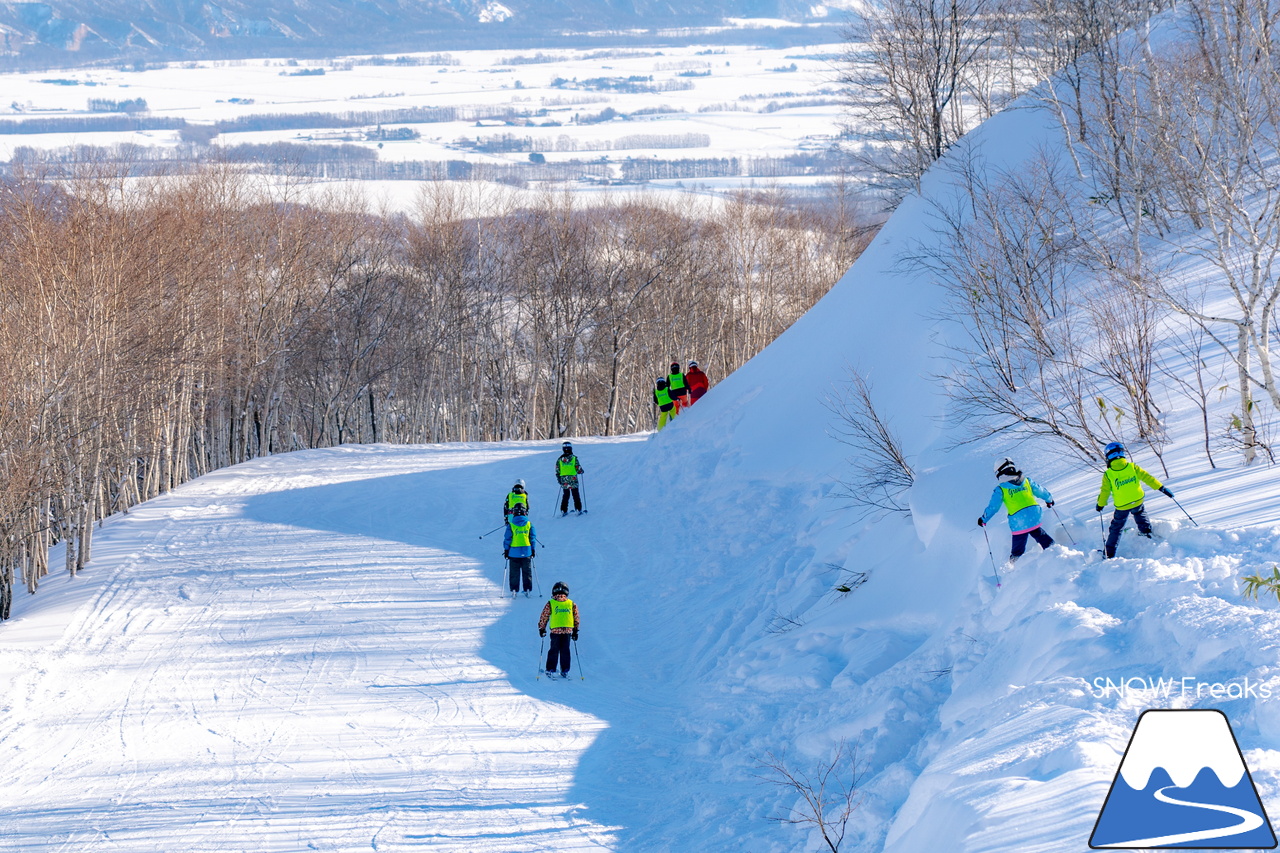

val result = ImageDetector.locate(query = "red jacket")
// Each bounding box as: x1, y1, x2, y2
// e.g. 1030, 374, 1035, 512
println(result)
686, 366, 709, 401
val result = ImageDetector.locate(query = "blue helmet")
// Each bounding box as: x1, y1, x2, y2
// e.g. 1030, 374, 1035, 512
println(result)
1104, 442, 1126, 461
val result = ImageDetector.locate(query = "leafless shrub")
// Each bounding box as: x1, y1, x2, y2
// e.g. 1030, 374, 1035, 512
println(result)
1157, 327, 1224, 468
757, 740, 864, 853
824, 369, 916, 520
765, 610, 806, 635
826, 563, 871, 594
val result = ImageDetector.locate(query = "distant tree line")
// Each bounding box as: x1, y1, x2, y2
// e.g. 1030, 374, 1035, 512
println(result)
87, 97, 149, 114
0, 105, 533, 138
466, 132, 712, 153
551, 75, 695, 94
0, 165, 873, 617
0, 115, 186, 135
6, 143, 844, 186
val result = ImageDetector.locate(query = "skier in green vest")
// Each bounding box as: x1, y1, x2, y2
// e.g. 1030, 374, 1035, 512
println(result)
654, 377, 676, 430
502, 479, 530, 522
502, 511, 536, 598
1096, 442, 1173, 559
978, 457, 1056, 566
667, 361, 689, 410
555, 441, 585, 516
538, 581, 580, 678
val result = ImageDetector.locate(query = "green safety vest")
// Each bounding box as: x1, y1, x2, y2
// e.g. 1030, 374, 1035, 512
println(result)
668, 372, 687, 393
507, 491, 528, 511
655, 386, 672, 407
558, 456, 578, 476
549, 597, 576, 629
1000, 479, 1037, 514
1103, 460, 1147, 510
509, 520, 531, 548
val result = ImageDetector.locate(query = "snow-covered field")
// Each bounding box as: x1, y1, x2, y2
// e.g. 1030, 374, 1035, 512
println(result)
4, 33, 1280, 853
0, 37, 846, 205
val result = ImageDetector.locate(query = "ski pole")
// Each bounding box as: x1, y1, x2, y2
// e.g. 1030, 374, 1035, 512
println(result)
1099, 512, 1107, 553
578, 473, 587, 511
982, 525, 1001, 589
479, 524, 504, 540
573, 638, 585, 680
1169, 494, 1199, 527
504, 557, 510, 597
1050, 505, 1076, 545
532, 556, 542, 596
536, 636, 545, 679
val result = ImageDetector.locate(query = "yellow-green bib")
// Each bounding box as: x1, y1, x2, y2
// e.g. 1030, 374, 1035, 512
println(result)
1000, 479, 1036, 514
549, 597, 575, 629
1105, 461, 1146, 510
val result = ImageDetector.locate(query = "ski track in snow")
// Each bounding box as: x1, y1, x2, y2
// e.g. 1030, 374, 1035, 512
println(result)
0, 445, 622, 852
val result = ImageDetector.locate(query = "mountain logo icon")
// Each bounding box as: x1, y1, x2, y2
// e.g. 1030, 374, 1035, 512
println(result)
1090, 709, 1277, 849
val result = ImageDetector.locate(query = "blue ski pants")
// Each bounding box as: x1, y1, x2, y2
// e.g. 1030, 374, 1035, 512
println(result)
1105, 504, 1153, 558
1011, 526, 1054, 559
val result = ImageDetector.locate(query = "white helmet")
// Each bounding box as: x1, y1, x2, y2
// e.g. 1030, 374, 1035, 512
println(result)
994, 458, 1019, 478
515, 479, 525, 488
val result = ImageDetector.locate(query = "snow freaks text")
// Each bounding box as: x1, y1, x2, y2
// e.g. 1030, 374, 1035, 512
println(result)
1089, 676, 1275, 701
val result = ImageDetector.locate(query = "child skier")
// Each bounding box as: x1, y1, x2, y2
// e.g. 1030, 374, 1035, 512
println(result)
1096, 442, 1173, 559
538, 581, 579, 678
555, 441, 585, 516
502, 511, 536, 598
653, 377, 676, 430
978, 457, 1056, 565
503, 480, 529, 522
667, 361, 689, 408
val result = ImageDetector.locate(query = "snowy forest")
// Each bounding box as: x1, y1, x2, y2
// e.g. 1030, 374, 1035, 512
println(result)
833, 0, 1280, 508
0, 173, 864, 613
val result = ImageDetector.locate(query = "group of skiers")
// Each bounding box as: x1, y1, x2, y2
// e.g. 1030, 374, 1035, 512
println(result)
499, 441, 587, 677
504, 433, 1178, 679
653, 360, 709, 430
978, 441, 1176, 566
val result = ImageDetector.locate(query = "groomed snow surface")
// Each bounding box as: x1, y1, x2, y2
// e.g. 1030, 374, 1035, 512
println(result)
5, 81, 1280, 853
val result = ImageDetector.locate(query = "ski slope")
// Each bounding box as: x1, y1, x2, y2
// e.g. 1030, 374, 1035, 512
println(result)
4, 422, 1280, 853
6, 47, 1280, 853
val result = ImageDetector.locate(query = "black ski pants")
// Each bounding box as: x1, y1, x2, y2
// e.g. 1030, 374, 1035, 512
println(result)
508, 557, 532, 592
1011, 526, 1054, 559
559, 486, 582, 513
546, 633, 572, 674
1105, 504, 1153, 558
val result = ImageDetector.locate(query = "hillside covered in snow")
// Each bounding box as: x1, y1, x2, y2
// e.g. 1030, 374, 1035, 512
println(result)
4, 6, 1280, 853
